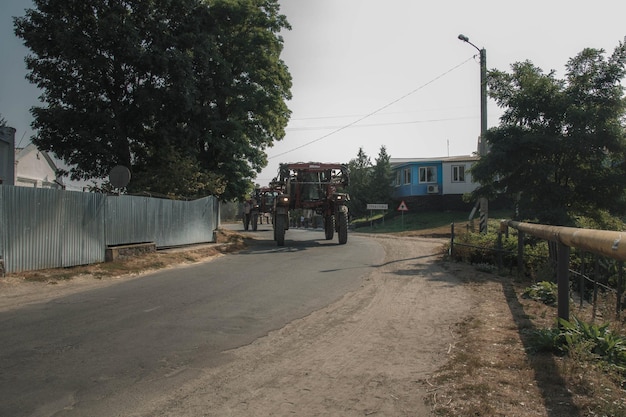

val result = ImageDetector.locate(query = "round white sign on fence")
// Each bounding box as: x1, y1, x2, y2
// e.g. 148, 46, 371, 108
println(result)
109, 165, 131, 188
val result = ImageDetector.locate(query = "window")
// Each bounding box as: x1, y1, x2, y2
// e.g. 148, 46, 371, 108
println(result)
394, 171, 401, 186
452, 165, 465, 182
419, 166, 436, 183
403, 168, 411, 185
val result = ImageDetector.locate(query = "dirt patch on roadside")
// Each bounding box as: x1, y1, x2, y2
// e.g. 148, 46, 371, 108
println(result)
132, 234, 471, 416
430, 261, 626, 417
0, 228, 246, 312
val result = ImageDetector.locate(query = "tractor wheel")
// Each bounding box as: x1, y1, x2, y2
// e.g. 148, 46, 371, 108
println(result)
338, 211, 348, 244
273, 218, 277, 239
324, 215, 334, 240
243, 214, 250, 231
275, 215, 286, 246
252, 213, 258, 231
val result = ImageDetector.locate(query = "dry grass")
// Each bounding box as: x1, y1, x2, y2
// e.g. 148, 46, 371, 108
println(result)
14, 228, 247, 284
430, 260, 626, 417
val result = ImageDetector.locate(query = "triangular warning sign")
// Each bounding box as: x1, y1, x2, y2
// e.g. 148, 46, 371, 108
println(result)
397, 200, 408, 211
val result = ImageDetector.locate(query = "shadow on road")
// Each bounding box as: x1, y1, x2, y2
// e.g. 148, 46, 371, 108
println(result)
236, 227, 348, 255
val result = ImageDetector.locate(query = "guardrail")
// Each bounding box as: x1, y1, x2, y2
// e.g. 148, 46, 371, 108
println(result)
505, 220, 626, 322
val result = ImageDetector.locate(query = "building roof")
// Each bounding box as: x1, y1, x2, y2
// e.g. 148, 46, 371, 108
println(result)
15, 143, 64, 188
15, 143, 58, 171
390, 155, 479, 167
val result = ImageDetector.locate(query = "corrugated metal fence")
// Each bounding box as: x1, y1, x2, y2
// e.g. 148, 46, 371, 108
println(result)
0, 185, 219, 273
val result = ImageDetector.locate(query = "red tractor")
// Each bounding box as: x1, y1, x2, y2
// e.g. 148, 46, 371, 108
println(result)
270, 162, 350, 246
248, 186, 279, 231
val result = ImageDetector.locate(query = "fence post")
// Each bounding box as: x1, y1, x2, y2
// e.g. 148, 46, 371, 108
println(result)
517, 230, 525, 278
557, 242, 570, 322
617, 262, 624, 318
497, 230, 503, 272
580, 251, 585, 308
592, 254, 599, 321
450, 223, 455, 259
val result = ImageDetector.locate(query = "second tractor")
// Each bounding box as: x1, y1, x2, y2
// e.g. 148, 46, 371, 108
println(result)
270, 162, 350, 246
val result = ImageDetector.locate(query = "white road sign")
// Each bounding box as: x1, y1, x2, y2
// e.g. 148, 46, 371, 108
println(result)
367, 204, 388, 210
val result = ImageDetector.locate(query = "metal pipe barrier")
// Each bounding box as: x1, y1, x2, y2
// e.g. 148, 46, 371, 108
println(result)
506, 220, 626, 322
507, 221, 626, 261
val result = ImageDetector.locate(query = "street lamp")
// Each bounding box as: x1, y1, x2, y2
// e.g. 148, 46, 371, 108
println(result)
458, 33, 488, 234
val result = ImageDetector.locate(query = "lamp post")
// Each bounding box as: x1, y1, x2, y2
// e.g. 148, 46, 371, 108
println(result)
458, 34, 488, 233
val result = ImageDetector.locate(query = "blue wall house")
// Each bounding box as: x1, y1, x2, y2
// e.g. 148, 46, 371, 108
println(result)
390, 155, 480, 211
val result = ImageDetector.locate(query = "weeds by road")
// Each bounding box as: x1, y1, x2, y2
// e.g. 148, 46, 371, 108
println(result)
431, 260, 626, 417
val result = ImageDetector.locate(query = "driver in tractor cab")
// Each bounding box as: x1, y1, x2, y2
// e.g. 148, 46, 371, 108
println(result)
243, 199, 252, 230
244, 195, 260, 231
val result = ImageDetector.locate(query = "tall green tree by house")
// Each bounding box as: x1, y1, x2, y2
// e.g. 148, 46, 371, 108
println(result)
14, 0, 292, 200
346, 146, 393, 218
347, 147, 372, 218
470, 41, 626, 226
370, 145, 393, 206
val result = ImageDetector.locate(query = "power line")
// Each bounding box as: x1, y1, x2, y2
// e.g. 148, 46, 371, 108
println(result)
288, 105, 477, 122
285, 116, 476, 131
268, 56, 476, 160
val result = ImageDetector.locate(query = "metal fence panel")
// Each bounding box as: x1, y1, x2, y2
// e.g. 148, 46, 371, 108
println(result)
61, 191, 106, 267
105, 195, 152, 246
153, 197, 217, 247
172, 197, 215, 247
2, 186, 63, 272
104, 195, 217, 247
0, 186, 106, 273
0, 185, 218, 273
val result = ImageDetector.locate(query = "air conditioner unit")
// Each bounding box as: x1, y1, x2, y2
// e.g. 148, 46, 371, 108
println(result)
427, 184, 439, 194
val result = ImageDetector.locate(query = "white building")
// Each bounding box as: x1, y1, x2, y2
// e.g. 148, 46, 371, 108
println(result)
14, 143, 64, 189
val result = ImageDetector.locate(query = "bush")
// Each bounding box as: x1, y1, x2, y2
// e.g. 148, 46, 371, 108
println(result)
574, 211, 626, 231
450, 229, 516, 265
558, 317, 626, 372
449, 227, 548, 275
529, 317, 626, 374
523, 281, 557, 305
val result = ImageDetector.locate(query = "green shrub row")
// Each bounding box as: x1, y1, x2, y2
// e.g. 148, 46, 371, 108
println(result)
448, 228, 550, 276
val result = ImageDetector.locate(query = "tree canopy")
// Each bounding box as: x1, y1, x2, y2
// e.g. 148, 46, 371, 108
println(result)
347, 147, 371, 218
14, 0, 292, 200
347, 146, 393, 218
470, 41, 626, 226
370, 145, 393, 206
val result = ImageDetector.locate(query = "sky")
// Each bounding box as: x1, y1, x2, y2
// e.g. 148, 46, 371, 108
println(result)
1, 0, 625, 187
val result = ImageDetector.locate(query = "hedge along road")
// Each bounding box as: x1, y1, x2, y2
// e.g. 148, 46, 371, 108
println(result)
0, 224, 385, 417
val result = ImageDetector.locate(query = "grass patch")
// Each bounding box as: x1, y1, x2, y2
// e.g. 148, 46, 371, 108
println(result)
430, 262, 626, 416
353, 209, 512, 235
12, 228, 247, 284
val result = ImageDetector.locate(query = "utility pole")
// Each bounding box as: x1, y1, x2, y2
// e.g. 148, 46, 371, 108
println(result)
458, 34, 488, 233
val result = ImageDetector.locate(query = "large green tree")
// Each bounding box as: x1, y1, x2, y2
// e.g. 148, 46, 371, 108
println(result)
346, 146, 393, 218
471, 41, 626, 225
370, 145, 393, 206
14, 0, 292, 199
347, 147, 372, 218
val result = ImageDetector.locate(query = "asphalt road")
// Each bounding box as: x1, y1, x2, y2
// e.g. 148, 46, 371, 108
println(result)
0, 224, 383, 417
